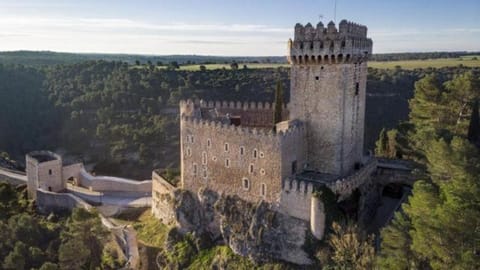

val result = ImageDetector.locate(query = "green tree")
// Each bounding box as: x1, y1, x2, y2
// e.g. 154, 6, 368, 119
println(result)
230, 62, 239, 70
375, 128, 388, 157
328, 222, 375, 270
39, 262, 59, 270
273, 80, 284, 126
3, 241, 27, 270
468, 100, 480, 146
59, 208, 109, 269
377, 212, 425, 270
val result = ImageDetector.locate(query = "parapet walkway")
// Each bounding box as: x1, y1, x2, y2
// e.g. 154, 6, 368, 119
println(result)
0, 167, 27, 183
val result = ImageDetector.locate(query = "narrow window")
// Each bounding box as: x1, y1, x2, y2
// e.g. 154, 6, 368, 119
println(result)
240, 146, 245, 155
355, 82, 360, 96
253, 149, 258, 159
207, 139, 211, 148
203, 169, 207, 178
191, 136, 194, 143
225, 159, 230, 168
291, 160, 297, 175
186, 148, 191, 157
202, 152, 207, 165
224, 143, 229, 152
261, 183, 266, 197
193, 163, 197, 176
48, 169, 52, 175
249, 164, 254, 174
243, 178, 250, 190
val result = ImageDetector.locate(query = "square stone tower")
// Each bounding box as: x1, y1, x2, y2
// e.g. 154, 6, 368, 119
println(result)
26, 151, 64, 199
288, 20, 372, 176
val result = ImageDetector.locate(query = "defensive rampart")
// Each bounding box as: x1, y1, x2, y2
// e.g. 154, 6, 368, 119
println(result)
151, 171, 177, 225
79, 168, 151, 195
288, 20, 373, 65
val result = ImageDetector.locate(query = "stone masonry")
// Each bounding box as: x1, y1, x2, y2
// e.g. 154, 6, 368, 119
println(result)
153, 19, 379, 265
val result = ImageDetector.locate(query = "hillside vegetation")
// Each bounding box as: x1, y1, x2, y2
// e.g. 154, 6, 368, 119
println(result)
0, 59, 476, 177
0, 183, 124, 269
376, 70, 480, 269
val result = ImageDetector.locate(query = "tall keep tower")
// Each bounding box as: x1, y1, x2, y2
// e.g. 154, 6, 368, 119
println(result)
288, 20, 372, 176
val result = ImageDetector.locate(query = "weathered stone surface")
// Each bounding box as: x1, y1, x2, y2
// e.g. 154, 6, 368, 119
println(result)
169, 189, 312, 265
215, 195, 312, 265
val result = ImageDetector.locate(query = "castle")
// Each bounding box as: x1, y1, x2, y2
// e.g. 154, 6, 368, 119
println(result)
0, 18, 417, 266
153, 20, 377, 240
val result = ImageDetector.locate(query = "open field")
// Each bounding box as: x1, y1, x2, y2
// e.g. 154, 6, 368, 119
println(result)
159, 56, 480, 71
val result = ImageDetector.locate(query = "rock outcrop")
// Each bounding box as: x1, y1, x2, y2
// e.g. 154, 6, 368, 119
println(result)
171, 188, 312, 265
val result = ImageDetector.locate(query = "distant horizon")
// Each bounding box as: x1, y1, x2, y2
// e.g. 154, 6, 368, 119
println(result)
1, 49, 479, 58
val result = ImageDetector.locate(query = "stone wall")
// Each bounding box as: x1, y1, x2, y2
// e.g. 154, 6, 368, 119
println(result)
279, 179, 314, 221
35, 189, 92, 213
0, 174, 26, 186
79, 168, 151, 194
327, 157, 377, 201
180, 99, 289, 128
180, 115, 305, 204
289, 62, 367, 176
0, 167, 27, 186
152, 171, 177, 225
288, 20, 371, 177
62, 163, 83, 183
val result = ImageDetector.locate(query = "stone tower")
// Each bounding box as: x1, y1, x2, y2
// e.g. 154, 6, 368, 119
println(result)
26, 151, 64, 199
288, 20, 372, 176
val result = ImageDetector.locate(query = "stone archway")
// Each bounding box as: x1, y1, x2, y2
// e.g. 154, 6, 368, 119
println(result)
338, 188, 361, 220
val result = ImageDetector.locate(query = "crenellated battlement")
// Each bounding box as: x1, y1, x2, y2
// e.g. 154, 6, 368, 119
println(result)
326, 157, 377, 200
180, 99, 290, 128
181, 114, 304, 140
179, 99, 288, 112
288, 20, 372, 65
282, 178, 314, 195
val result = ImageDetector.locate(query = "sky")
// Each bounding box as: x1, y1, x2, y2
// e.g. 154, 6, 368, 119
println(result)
0, 0, 479, 56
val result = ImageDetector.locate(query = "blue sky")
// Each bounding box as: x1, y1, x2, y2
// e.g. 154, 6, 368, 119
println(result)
0, 0, 479, 55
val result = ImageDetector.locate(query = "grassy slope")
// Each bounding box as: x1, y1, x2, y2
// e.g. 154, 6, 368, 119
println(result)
114, 209, 298, 269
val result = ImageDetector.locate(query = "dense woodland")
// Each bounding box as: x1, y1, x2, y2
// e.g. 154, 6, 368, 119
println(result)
0, 183, 124, 269
0, 61, 476, 177
1, 50, 478, 67
375, 69, 480, 269
0, 56, 479, 268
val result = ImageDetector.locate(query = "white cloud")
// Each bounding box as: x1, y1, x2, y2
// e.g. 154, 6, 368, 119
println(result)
0, 16, 293, 55
0, 16, 478, 55
0, 16, 291, 33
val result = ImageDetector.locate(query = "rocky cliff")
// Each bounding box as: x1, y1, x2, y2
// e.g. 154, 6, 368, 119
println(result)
171, 188, 313, 265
